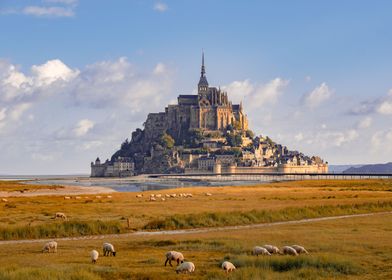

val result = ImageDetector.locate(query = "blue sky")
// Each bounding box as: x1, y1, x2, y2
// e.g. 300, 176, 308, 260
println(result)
0, 0, 392, 174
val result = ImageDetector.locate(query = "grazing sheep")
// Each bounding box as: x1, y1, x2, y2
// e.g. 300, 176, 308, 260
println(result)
90, 250, 99, 264
103, 242, 116, 256
107, 195, 112, 199
150, 197, 156, 201
222, 261, 236, 273
1, 198, 8, 202
136, 194, 143, 198
156, 194, 162, 198
75, 196, 82, 200
54, 212, 67, 220
205, 192, 212, 196
185, 193, 193, 198
165, 251, 184, 266
95, 195, 102, 199
176, 261, 195, 274
170, 194, 177, 198
165, 194, 170, 198
281, 246, 299, 256
252, 246, 271, 256
42, 241, 57, 253
63, 196, 71, 200
161, 198, 166, 201
291, 245, 309, 254
263, 244, 280, 254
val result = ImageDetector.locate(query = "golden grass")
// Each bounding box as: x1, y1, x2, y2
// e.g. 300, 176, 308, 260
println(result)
0, 213, 391, 279
0, 180, 63, 192
1, 179, 392, 239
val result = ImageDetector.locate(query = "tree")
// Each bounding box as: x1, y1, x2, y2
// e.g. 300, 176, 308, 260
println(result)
226, 132, 243, 147
160, 133, 175, 149
246, 130, 255, 139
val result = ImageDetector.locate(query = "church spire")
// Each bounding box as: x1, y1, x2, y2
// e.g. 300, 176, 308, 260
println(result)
198, 51, 209, 95
201, 51, 205, 77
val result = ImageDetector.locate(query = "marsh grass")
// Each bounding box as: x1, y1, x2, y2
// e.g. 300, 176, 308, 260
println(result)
143, 201, 392, 230
0, 266, 101, 280
0, 220, 122, 240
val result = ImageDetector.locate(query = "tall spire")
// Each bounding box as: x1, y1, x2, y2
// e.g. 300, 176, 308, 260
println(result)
201, 50, 206, 77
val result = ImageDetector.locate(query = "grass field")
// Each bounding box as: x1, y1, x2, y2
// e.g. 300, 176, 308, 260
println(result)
0, 179, 392, 279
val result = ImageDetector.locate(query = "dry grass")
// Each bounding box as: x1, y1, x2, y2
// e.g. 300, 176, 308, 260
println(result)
0, 181, 63, 192
1, 179, 392, 239
0, 213, 391, 279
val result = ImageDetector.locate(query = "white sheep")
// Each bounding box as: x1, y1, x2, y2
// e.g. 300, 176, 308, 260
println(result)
165, 251, 184, 266
176, 261, 195, 274
103, 242, 116, 256
205, 192, 212, 196
165, 194, 170, 198
156, 194, 162, 198
161, 198, 166, 201
95, 195, 102, 199
222, 261, 236, 273
263, 244, 280, 254
252, 246, 271, 256
106, 195, 112, 199
42, 241, 57, 253
291, 245, 309, 254
136, 194, 143, 198
150, 197, 156, 201
63, 196, 71, 200
75, 196, 82, 200
170, 194, 177, 198
185, 193, 193, 198
54, 212, 67, 220
281, 246, 299, 256
90, 250, 99, 263
1, 198, 8, 202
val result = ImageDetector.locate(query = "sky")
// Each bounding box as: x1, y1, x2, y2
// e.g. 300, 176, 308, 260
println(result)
0, 0, 392, 174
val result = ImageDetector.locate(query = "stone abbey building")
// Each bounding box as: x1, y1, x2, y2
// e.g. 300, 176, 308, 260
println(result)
144, 53, 248, 141
91, 54, 328, 177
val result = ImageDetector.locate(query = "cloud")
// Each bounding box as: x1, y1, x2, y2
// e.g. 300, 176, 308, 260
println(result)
10, 103, 31, 121
357, 116, 372, 129
31, 59, 79, 87
303, 82, 333, 108
154, 2, 168, 12
377, 100, 392, 115
73, 119, 94, 137
223, 78, 289, 108
153, 63, 166, 75
2, 0, 78, 18
294, 132, 304, 141
22, 6, 74, 17
371, 129, 392, 152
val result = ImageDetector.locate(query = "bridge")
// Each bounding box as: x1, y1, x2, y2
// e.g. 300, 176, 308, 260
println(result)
148, 172, 392, 182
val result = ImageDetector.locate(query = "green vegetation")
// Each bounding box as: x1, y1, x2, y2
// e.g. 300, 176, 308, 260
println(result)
226, 132, 243, 147
160, 132, 175, 149
0, 220, 122, 240
143, 201, 392, 230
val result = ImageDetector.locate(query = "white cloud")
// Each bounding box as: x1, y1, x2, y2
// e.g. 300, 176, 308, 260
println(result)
22, 6, 74, 17
31, 153, 55, 161
153, 63, 166, 75
357, 117, 372, 129
303, 82, 333, 108
10, 103, 31, 121
305, 76, 311, 82
154, 2, 168, 12
31, 59, 79, 87
377, 100, 392, 115
80, 141, 103, 150
74, 119, 94, 137
371, 129, 392, 152
0, 108, 6, 122
222, 78, 289, 108
294, 132, 304, 141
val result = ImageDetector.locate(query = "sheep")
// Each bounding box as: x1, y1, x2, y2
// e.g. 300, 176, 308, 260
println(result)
1, 198, 8, 202
103, 242, 116, 256
63, 196, 71, 200
42, 241, 57, 253
156, 194, 162, 198
90, 250, 99, 264
95, 195, 102, 199
106, 195, 112, 199
54, 212, 67, 220
252, 246, 271, 256
185, 193, 193, 198
222, 261, 236, 273
150, 197, 156, 201
165, 194, 171, 198
281, 246, 299, 256
136, 194, 143, 198
170, 194, 177, 198
161, 198, 166, 201
75, 196, 82, 200
263, 244, 280, 254
291, 245, 309, 255
165, 251, 184, 267
205, 192, 212, 196
176, 261, 195, 274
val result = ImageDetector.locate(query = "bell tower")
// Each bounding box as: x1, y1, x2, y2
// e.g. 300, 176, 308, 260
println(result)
198, 51, 209, 96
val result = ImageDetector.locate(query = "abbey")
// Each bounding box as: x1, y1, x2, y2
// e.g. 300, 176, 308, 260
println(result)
91, 54, 328, 177
144, 53, 248, 142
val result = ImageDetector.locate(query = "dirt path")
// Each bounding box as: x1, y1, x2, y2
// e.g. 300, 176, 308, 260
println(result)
1, 211, 391, 245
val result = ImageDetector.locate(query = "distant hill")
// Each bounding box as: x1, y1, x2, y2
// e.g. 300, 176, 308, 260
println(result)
343, 162, 392, 174
328, 165, 364, 174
